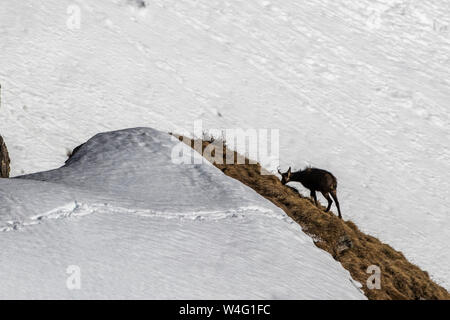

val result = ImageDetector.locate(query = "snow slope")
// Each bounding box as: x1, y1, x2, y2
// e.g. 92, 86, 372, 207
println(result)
0, 0, 449, 289
0, 128, 365, 299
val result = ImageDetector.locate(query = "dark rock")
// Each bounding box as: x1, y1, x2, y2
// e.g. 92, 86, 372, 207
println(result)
336, 234, 353, 254
0, 135, 10, 178
65, 143, 85, 164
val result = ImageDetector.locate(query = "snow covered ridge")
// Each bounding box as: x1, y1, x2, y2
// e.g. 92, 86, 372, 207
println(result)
181, 136, 450, 300
0, 128, 365, 299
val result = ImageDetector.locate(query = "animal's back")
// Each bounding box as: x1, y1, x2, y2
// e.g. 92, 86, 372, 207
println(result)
305, 168, 337, 191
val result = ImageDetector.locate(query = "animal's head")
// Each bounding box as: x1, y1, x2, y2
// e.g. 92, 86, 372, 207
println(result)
278, 167, 292, 185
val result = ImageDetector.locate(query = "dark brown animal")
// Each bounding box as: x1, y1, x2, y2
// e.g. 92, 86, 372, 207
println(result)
278, 167, 342, 219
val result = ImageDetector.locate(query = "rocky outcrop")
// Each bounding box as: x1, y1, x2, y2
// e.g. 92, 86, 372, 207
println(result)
0, 135, 10, 178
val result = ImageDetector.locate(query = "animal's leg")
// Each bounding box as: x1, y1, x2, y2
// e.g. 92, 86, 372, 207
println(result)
310, 190, 318, 207
330, 190, 342, 219
321, 192, 333, 212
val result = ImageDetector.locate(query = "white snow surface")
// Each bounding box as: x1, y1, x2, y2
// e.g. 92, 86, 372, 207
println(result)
0, 0, 449, 290
0, 128, 365, 299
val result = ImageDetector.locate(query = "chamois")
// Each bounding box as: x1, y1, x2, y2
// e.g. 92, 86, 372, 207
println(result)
278, 167, 342, 219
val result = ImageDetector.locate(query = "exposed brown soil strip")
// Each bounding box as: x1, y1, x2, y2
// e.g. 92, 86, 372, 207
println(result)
177, 136, 449, 300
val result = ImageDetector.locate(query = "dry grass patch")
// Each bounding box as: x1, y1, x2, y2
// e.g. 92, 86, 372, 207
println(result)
176, 135, 449, 300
